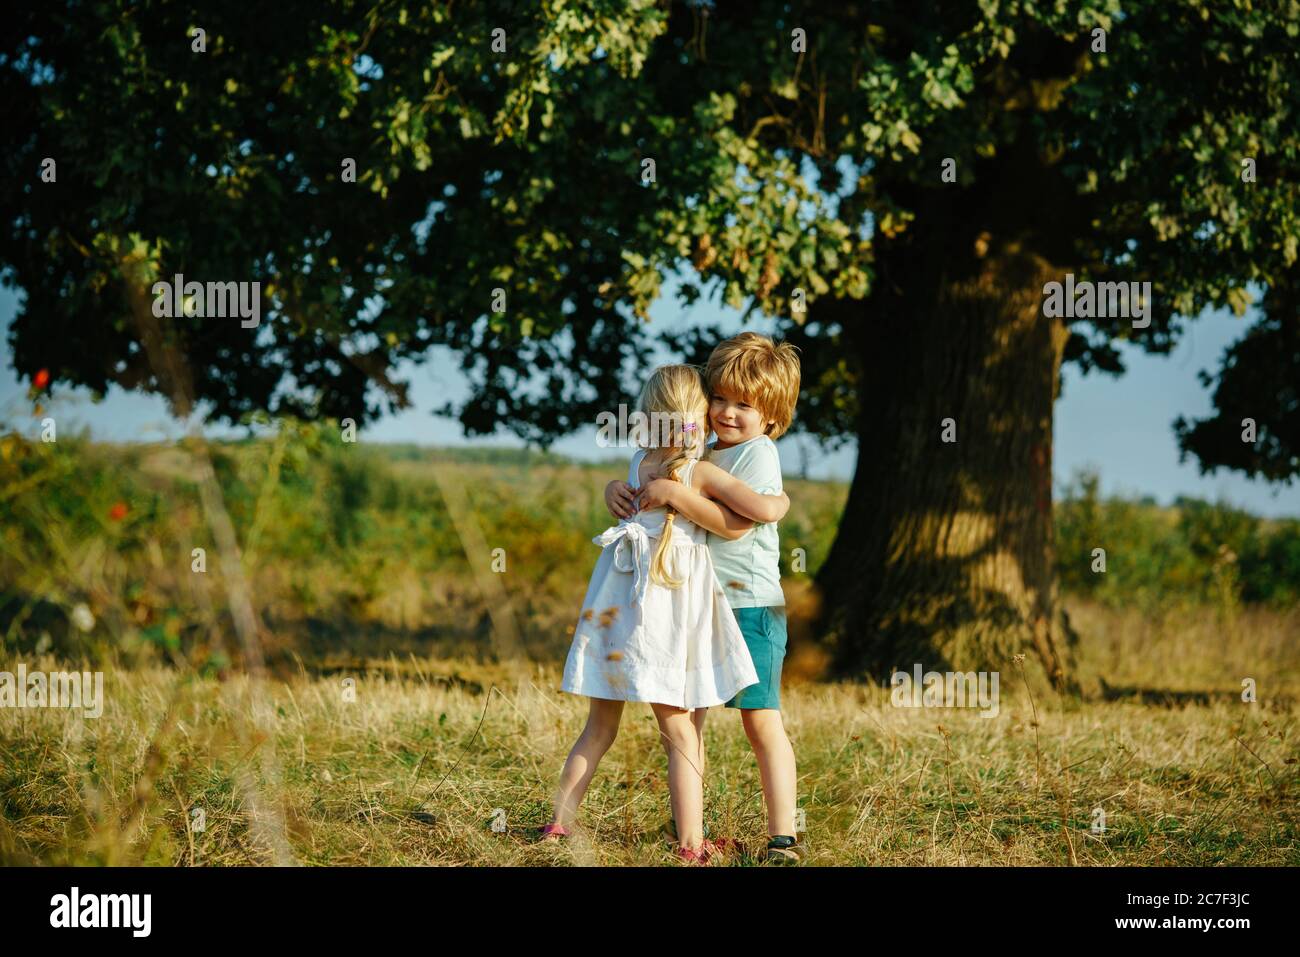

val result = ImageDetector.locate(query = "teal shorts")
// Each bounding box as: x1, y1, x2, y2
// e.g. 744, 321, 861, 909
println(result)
726, 606, 787, 711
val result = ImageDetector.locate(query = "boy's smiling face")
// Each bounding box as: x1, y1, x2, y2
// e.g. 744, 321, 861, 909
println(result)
709, 388, 774, 449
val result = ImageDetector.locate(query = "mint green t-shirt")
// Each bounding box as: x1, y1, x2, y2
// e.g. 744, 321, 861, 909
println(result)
704, 435, 785, 608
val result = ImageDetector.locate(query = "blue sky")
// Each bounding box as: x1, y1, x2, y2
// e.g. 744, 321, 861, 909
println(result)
1, 281, 1296, 517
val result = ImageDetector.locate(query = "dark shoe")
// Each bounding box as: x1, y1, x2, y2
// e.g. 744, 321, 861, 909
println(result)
765, 834, 804, 864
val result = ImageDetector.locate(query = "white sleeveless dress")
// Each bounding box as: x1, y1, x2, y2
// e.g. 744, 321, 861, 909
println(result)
560, 450, 759, 710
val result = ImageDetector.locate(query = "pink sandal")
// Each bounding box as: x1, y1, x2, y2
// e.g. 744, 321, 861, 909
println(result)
676, 843, 710, 865
676, 837, 728, 865
538, 822, 569, 842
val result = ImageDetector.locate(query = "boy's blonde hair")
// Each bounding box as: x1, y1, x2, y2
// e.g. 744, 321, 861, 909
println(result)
703, 332, 801, 439
635, 364, 709, 589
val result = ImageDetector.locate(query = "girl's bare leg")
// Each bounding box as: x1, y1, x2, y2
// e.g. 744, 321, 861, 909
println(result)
691, 707, 708, 796
653, 702, 704, 850
550, 697, 625, 827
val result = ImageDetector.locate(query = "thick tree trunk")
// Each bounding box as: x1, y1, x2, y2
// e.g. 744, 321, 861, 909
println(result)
814, 239, 1078, 692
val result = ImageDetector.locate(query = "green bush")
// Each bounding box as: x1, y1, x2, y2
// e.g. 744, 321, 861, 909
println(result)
1055, 468, 1300, 612
3, 427, 1297, 662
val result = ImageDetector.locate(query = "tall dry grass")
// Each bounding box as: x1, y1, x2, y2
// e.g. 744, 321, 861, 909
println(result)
2, 599, 1295, 866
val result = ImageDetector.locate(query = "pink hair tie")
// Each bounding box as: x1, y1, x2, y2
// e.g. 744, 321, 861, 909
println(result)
683, 423, 697, 433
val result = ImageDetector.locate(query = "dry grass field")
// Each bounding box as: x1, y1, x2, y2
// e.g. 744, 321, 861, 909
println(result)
2, 597, 1295, 866
2, 439, 1297, 865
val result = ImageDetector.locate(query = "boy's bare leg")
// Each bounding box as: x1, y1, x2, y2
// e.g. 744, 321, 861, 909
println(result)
740, 708, 797, 836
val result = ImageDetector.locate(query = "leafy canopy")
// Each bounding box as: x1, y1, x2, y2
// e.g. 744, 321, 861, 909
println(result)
2, 1, 1296, 477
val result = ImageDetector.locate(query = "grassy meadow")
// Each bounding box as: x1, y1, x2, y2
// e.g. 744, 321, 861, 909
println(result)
1, 424, 1298, 865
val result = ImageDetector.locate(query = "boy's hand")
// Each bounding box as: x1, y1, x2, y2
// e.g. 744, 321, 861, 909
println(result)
604, 479, 639, 519
637, 478, 679, 511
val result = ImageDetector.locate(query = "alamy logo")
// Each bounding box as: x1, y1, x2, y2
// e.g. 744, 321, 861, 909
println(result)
50, 887, 151, 937
0, 665, 103, 718
890, 664, 1000, 718
1042, 273, 1152, 328
151, 273, 261, 328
